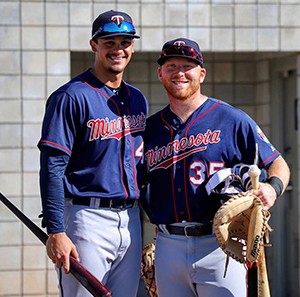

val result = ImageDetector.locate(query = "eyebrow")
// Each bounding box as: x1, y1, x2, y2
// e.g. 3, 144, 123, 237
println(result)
102, 36, 134, 41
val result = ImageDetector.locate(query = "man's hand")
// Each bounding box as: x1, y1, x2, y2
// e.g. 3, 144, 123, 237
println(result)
252, 182, 276, 210
46, 232, 80, 273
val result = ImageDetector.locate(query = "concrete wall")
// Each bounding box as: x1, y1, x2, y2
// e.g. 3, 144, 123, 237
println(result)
0, 1, 300, 296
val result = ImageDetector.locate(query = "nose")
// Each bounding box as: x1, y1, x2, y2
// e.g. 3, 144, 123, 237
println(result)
111, 41, 131, 51
174, 66, 186, 75
110, 43, 123, 51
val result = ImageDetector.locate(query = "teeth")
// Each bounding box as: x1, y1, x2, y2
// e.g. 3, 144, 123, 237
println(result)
109, 56, 123, 61
174, 81, 186, 85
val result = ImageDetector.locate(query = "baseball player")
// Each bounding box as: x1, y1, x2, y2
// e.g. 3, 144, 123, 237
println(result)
38, 10, 148, 297
141, 38, 290, 297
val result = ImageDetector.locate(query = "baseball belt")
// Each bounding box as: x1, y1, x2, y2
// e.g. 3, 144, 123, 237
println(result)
72, 197, 138, 210
159, 224, 213, 237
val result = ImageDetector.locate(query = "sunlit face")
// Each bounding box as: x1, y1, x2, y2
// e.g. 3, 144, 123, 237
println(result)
158, 57, 206, 100
90, 36, 135, 74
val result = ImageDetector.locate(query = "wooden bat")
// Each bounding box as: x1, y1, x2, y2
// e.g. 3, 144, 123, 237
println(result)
248, 165, 271, 297
0, 192, 112, 297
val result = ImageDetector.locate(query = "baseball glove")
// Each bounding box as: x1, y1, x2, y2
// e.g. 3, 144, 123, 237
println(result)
213, 191, 271, 276
141, 243, 157, 297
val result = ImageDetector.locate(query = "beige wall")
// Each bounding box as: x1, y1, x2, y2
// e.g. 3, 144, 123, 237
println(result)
0, 1, 300, 296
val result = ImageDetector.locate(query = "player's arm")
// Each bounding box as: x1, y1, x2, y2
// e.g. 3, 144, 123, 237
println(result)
46, 232, 79, 274
265, 155, 290, 190
252, 155, 290, 209
39, 147, 79, 273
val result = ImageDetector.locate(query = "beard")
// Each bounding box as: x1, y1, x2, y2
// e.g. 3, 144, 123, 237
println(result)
108, 66, 124, 74
106, 53, 131, 75
163, 80, 200, 101
107, 61, 128, 74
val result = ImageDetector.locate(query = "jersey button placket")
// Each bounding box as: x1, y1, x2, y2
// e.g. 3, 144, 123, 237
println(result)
123, 137, 136, 198
174, 128, 186, 221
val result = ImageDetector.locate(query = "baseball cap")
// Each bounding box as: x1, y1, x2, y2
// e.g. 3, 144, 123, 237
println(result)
92, 10, 140, 39
157, 38, 204, 67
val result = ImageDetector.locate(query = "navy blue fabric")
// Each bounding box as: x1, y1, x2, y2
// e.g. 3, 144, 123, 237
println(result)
143, 98, 280, 225
39, 148, 69, 233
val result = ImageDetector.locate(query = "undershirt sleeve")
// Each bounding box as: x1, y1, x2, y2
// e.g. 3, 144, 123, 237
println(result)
39, 147, 70, 234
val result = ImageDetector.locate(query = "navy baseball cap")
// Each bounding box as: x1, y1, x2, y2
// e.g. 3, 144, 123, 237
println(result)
157, 38, 204, 67
92, 10, 140, 39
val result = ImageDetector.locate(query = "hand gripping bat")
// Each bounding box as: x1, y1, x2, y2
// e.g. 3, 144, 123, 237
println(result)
0, 192, 112, 297
248, 165, 271, 297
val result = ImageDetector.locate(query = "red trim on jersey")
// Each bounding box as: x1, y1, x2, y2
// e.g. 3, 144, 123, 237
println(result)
187, 100, 220, 129
123, 82, 131, 96
110, 97, 129, 199
125, 102, 139, 199
129, 132, 139, 199
259, 151, 280, 168
39, 140, 72, 154
79, 75, 131, 98
183, 157, 192, 221
183, 100, 221, 221
80, 76, 132, 198
161, 111, 179, 222
78, 76, 113, 99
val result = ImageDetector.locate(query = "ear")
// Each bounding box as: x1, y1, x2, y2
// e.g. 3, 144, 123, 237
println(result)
200, 68, 206, 84
157, 67, 163, 81
90, 39, 97, 52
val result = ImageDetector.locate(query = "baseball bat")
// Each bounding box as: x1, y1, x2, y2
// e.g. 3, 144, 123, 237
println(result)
248, 166, 271, 297
0, 192, 112, 297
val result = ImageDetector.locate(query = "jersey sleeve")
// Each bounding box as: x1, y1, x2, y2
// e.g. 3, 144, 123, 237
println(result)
38, 91, 80, 155
235, 111, 280, 168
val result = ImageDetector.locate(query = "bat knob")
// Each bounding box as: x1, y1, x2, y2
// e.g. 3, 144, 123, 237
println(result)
248, 165, 261, 178
248, 165, 261, 190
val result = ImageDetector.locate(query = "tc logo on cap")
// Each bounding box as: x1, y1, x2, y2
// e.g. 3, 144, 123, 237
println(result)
111, 15, 124, 26
173, 41, 186, 48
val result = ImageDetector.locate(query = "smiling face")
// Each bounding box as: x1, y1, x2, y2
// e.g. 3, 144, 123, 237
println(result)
158, 57, 206, 101
90, 35, 135, 76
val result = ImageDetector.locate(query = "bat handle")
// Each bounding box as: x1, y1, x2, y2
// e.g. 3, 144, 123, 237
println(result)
248, 165, 271, 297
248, 165, 261, 190
257, 247, 271, 297
69, 256, 112, 297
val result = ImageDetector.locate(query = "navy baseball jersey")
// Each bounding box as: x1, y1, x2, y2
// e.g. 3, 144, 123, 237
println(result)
38, 69, 148, 200
143, 98, 280, 225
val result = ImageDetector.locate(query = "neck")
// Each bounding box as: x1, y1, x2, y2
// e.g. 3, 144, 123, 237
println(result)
90, 66, 123, 89
169, 94, 207, 123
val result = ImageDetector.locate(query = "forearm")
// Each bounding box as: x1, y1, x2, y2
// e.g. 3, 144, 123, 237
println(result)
39, 148, 70, 234
41, 173, 65, 234
265, 155, 290, 195
252, 155, 290, 209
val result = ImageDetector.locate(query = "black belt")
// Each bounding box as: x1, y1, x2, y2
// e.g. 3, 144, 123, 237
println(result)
162, 224, 212, 237
72, 197, 138, 210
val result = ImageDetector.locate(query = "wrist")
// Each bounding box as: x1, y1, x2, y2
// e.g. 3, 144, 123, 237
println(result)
265, 176, 284, 198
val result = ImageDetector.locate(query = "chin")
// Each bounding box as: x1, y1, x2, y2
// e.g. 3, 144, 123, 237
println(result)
109, 66, 124, 74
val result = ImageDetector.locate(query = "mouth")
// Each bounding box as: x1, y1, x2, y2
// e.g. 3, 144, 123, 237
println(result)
172, 80, 188, 86
108, 54, 126, 63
